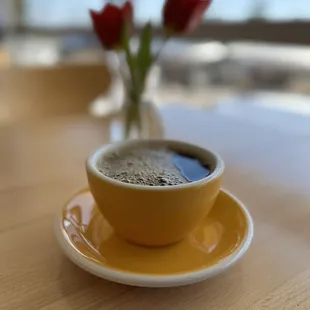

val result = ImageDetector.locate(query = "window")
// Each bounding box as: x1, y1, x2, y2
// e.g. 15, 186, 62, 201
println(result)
22, 0, 310, 29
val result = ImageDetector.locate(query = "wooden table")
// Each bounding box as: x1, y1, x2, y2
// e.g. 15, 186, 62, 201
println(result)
1, 95, 310, 309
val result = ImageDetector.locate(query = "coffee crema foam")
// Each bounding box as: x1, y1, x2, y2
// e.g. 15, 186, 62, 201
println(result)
98, 148, 188, 186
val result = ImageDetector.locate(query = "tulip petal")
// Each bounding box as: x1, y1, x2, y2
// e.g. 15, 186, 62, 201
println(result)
122, 1, 134, 33
89, 9, 99, 18
186, 0, 211, 33
90, 4, 128, 50
123, 1, 134, 20
163, 0, 212, 34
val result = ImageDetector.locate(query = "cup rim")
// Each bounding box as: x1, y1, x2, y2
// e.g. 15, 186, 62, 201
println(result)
86, 139, 224, 191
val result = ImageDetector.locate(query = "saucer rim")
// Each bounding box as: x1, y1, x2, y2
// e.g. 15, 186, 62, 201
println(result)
55, 189, 254, 288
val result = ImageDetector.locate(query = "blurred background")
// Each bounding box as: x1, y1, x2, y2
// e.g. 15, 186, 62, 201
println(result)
1, 0, 310, 123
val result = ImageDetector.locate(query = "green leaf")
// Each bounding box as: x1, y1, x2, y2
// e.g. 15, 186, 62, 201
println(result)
136, 22, 153, 91
122, 22, 137, 92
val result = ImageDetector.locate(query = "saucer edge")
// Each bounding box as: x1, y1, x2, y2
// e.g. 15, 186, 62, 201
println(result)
55, 189, 254, 288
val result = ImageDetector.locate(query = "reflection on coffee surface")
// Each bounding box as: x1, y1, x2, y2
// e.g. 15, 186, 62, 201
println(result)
98, 147, 211, 186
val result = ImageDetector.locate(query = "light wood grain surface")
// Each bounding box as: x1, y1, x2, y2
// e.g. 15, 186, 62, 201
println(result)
1, 67, 310, 309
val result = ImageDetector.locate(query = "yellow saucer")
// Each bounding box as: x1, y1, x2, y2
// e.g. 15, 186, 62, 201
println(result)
55, 189, 253, 287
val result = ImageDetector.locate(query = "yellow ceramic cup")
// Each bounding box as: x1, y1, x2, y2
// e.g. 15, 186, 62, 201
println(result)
86, 139, 224, 247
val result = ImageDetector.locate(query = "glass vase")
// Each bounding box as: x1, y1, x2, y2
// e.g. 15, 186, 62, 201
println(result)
109, 64, 164, 142
110, 96, 164, 142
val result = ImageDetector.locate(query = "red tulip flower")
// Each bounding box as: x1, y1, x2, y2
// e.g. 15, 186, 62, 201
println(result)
90, 1, 133, 50
163, 0, 212, 34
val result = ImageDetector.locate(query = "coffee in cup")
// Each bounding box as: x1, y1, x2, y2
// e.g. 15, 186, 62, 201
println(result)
97, 146, 212, 186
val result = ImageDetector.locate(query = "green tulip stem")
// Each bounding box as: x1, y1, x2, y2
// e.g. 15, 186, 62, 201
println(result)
154, 34, 170, 63
121, 23, 171, 139
122, 22, 140, 103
